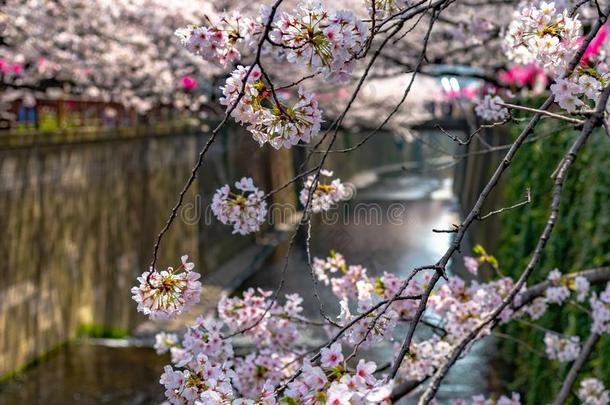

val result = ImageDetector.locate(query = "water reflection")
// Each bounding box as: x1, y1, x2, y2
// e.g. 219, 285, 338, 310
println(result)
238, 171, 492, 403
0, 344, 166, 405
0, 129, 478, 403
0, 130, 262, 378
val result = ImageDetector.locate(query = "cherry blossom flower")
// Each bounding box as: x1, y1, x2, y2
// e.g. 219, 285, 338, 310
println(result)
154, 332, 179, 354
134, 246, 610, 404
217, 288, 303, 348
544, 268, 571, 304
475, 94, 509, 121
211, 177, 268, 235
572, 275, 591, 302
175, 11, 259, 67
3, 0, 217, 114
270, 2, 368, 81
131, 256, 202, 320
526, 297, 548, 320
504, 1, 582, 77
312, 250, 347, 285
578, 378, 610, 405
396, 337, 453, 381
177, 2, 367, 82
299, 170, 351, 213
590, 282, 610, 334
220, 65, 323, 148
429, 275, 516, 340
579, 75, 602, 100
464, 255, 480, 275
544, 332, 581, 362
320, 342, 344, 368
327, 382, 352, 405
233, 350, 288, 398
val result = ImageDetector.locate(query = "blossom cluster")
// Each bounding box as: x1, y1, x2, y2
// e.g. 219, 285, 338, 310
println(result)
131, 255, 201, 320
175, 12, 260, 67
543, 332, 581, 362
429, 275, 516, 341
578, 378, 610, 405
2, 0, 217, 113
590, 281, 610, 335
545, 268, 571, 304
299, 170, 351, 213
313, 251, 418, 314
395, 336, 452, 381
160, 353, 239, 403
155, 309, 392, 404
174, 2, 370, 147
519, 268, 591, 321
452, 392, 521, 405
474, 94, 509, 121
211, 177, 268, 235
543, 20, 609, 113
283, 354, 393, 405
312, 250, 347, 285
177, 2, 368, 82
504, 1, 582, 77
218, 288, 303, 348
139, 247, 610, 404
500, 1, 610, 114
269, 2, 368, 82
550, 75, 604, 113
312, 251, 419, 350
220, 65, 322, 149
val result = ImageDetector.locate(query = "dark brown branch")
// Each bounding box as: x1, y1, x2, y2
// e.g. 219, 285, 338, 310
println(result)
389, 266, 610, 402
418, 82, 610, 404
436, 119, 511, 146
149, 0, 285, 274
392, 93, 557, 382
432, 224, 459, 233
232, 0, 426, 343
516, 267, 610, 308
319, 4, 447, 156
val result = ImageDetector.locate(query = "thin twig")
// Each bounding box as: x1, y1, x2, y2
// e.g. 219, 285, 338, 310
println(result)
148, 0, 285, 276
497, 102, 585, 126
418, 83, 610, 405
477, 187, 531, 220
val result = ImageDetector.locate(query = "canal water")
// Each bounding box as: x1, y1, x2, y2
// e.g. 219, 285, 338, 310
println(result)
0, 165, 494, 404
238, 171, 494, 403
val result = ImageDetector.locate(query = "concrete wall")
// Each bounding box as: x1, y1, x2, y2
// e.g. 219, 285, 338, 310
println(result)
0, 125, 266, 378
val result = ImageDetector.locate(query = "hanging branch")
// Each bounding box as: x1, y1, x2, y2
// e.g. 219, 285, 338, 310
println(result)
418, 83, 610, 405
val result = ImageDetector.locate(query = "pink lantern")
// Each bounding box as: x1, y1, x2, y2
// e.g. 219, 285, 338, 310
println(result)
582, 24, 608, 62
11, 63, 23, 75
180, 75, 198, 91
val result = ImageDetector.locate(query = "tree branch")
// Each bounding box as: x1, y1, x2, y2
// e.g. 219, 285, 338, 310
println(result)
552, 333, 601, 405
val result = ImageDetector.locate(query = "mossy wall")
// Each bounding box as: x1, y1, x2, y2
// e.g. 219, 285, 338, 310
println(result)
0, 125, 265, 379
489, 119, 610, 403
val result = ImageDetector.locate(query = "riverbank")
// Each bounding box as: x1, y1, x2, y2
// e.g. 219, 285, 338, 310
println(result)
0, 168, 494, 404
